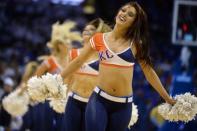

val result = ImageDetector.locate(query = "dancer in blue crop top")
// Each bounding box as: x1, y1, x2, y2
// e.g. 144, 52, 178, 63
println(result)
62, 18, 111, 131
61, 2, 175, 131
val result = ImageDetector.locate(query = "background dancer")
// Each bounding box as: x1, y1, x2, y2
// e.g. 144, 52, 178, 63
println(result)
19, 22, 81, 131
30, 22, 81, 131
18, 61, 38, 131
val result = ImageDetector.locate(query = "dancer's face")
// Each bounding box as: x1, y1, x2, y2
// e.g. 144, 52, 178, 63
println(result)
52, 40, 71, 54
115, 4, 136, 29
59, 42, 69, 51
82, 25, 96, 42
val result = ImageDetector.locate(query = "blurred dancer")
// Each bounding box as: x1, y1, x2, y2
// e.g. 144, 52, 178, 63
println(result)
0, 77, 14, 131
31, 22, 81, 131
20, 21, 81, 131
17, 61, 39, 131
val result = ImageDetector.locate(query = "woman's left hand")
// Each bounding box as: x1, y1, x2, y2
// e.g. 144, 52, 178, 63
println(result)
167, 98, 176, 105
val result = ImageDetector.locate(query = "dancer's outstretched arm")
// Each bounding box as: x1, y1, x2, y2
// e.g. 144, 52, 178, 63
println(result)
140, 62, 175, 105
131, 43, 175, 105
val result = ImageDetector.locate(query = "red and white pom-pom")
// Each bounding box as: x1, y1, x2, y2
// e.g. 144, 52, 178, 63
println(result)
2, 89, 29, 117
49, 98, 67, 113
41, 73, 67, 99
158, 93, 197, 122
128, 103, 139, 128
27, 76, 48, 102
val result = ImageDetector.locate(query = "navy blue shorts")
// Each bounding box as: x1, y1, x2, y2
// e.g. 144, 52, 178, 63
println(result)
20, 101, 65, 131
85, 88, 132, 131
62, 96, 87, 131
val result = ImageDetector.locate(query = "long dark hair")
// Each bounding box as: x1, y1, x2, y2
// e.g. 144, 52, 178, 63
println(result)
121, 2, 152, 66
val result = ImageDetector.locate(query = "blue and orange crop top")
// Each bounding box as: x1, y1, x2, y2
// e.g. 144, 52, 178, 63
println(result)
70, 49, 99, 76
90, 33, 135, 68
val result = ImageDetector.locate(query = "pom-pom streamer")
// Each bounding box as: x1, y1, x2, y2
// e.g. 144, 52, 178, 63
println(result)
158, 93, 197, 122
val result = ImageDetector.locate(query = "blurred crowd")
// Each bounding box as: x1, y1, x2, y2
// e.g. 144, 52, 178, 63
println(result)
0, 0, 197, 131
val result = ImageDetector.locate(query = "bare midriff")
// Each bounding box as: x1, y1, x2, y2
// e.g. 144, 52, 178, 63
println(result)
98, 64, 133, 97
71, 74, 98, 98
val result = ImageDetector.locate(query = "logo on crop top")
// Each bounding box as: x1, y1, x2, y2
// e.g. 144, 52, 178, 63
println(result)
99, 50, 114, 61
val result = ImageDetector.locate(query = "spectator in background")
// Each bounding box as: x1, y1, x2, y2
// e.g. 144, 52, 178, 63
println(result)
0, 77, 14, 131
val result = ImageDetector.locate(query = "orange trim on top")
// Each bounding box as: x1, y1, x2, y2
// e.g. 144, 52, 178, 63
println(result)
90, 33, 106, 51
75, 72, 98, 77
70, 49, 78, 60
100, 62, 134, 68
47, 57, 59, 72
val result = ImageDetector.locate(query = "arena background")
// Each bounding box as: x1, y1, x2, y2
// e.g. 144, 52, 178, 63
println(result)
0, 0, 197, 131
